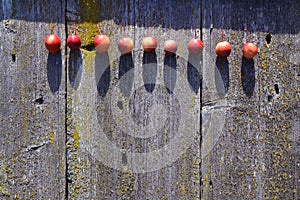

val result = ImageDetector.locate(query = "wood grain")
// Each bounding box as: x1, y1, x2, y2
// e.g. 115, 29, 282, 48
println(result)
0, 0, 299, 199
201, 1, 299, 199
0, 0, 66, 199
66, 0, 201, 199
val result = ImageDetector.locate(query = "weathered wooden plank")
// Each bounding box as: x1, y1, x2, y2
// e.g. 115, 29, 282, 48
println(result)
0, 0, 66, 199
66, 0, 202, 199
1, 1, 298, 199
201, 0, 299, 199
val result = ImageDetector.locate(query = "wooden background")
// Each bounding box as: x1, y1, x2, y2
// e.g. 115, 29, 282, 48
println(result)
0, 0, 299, 199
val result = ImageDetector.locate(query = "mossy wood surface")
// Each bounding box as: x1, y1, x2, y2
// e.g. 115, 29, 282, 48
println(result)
0, 0, 299, 199
66, 0, 201, 199
201, 1, 299, 200
0, 0, 66, 199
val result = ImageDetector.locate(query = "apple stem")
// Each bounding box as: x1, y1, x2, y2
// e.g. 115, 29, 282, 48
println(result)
194, 27, 196, 39
123, 25, 126, 38
246, 30, 251, 43
51, 23, 58, 34
73, 23, 76, 35
97, 23, 102, 35
221, 29, 224, 42
150, 24, 155, 36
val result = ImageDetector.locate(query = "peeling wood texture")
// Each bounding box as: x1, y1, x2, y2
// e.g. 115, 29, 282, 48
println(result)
0, 0, 299, 199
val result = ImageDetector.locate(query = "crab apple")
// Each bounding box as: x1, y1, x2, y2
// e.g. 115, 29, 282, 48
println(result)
188, 38, 204, 54
142, 36, 157, 53
164, 39, 178, 55
45, 24, 61, 54
67, 24, 81, 51
118, 37, 134, 55
242, 42, 258, 59
216, 41, 232, 58
94, 24, 110, 54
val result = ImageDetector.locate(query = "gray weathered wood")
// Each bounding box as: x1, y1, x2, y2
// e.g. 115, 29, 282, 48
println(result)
0, 0, 299, 199
0, 0, 66, 199
201, 1, 299, 199
66, 0, 201, 199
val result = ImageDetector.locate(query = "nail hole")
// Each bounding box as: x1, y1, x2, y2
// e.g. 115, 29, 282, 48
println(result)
274, 84, 279, 94
265, 33, 272, 44
117, 101, 123, 110
11, 54, 16, 62
34, 95, 44, 104
267, 95, 273, 102
122, 152, 127, 165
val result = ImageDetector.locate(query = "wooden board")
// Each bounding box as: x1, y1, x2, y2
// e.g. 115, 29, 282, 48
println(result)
0, 0, 66, 199
66, 0, 202, 199
0, 0, 299, 199
201, 1, 300, 199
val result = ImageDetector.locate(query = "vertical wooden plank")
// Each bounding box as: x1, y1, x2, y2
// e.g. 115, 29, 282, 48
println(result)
0, 0, 66, 199
201, 0, 299, 199
133, 1, 201, 199
66, 0, 201, 199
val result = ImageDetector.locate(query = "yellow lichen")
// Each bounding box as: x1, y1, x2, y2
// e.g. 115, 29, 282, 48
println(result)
73, 125, 80, 148
49, 125, 55, 145
116, 168, 135, 198
0, 186, 10, 196
79, 0, 100, 22
77, 22, 98, 48
66, 141, 71, 148
82, 50, 95, 76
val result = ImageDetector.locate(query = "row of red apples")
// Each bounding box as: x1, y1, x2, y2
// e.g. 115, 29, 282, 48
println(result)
45, 24, 258, 59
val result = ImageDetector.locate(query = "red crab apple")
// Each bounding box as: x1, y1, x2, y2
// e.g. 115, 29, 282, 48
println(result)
94, 24, 110, 54
188, 29, 204, 54
142, 36, 157, 53
188, 38, 204, 54
45, 24, 61, 54
164, 40, 178, 55
118, 37, 134, 55
242, 42, 258, 59
67, 23, 81, 51
216, 29, 232, 58
216, 41, 232, 58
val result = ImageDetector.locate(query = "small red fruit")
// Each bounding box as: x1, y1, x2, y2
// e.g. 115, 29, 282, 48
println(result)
188, 29, 204, 54
216, 41, 232, 58
216, 29, 231, 58
45, 24, 61, 54
94, 24, 110, 54
242, 42, 258, 59
142, 36, 157, 53
188, 38, 204, 54
118, 37, 134, 55
67, 23, 81, 51
164, 40, 178, 55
